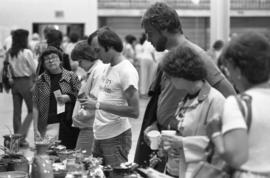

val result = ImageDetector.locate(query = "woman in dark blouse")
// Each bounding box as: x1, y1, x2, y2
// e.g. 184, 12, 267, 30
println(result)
33, 46, 81, 149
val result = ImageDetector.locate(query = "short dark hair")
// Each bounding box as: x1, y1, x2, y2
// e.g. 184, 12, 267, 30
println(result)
222, 31, 270, 84
97, 27, 123, 52
46, 29, 63, 48
161, 45, 207, 81
69, 32, 80, 43
71, 40, 96, 62
125, 34, 136, 44
87, 30, 98, 45
213, 40, 224, 50
142, 2, 183, 34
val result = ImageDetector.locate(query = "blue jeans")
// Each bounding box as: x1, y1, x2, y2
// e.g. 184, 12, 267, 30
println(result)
93, 129, 132, 167
76, 128, 94, 155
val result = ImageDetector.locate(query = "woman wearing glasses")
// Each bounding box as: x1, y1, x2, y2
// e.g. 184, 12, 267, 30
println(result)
33, 46, 81, 149
158, 45, 225, 178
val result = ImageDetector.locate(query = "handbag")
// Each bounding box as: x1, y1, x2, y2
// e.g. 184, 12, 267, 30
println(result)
2, 52, 13, 92
191, 94, 252, 178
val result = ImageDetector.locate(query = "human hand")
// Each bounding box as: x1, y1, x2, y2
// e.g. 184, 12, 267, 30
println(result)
80, 98, 97, 110
56, 94, 70, 104
75, 108, 94, 121
144, 122, 159, 146
161, 134, 182, 156
34, 130, 42, 141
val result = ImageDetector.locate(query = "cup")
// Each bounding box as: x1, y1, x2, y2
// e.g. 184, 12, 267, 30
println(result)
147, 130, 161, 150
161, 130, 177, 136
161, 130, 176, 151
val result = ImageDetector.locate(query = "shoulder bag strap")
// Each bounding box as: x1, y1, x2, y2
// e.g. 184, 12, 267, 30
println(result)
234, 94, 252, 132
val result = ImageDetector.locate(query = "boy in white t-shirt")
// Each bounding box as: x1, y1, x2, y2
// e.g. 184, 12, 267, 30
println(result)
81, 27, 139, 167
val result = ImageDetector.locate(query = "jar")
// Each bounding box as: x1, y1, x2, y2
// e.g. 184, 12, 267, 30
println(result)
31, 143, 53, 178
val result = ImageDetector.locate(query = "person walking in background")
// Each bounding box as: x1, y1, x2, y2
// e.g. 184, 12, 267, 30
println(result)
134, 2, 236, 169
71, 39, 106, 155
33, 46, 80, 149
6, 29, 36, 147
81, 27, 139, 167
136, 33, 157, 96
123, 34, 137, 65
207, 40, 224, 64
208, 32, 270, 177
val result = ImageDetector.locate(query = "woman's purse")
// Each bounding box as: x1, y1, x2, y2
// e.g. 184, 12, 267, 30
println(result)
191, 94, 252, 178
2, 52, 13, 92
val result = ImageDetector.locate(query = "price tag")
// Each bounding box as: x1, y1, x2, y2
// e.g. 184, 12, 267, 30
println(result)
54, 90, 65, 114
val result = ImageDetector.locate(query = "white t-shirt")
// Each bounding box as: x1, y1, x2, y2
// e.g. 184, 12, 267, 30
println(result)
94, 59, 139, 139
222, 88, 270, 173
72, 60, 107, 128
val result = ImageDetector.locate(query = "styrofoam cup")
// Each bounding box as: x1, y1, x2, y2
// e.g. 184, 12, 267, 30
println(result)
147, 130, 161, 150
161, 130, 176, 136
161, 130, 176, 150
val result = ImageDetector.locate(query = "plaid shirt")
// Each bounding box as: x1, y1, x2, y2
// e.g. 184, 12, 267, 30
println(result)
33, 69, 81, 134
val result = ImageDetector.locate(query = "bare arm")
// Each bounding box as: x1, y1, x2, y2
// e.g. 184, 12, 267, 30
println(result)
82, 85, 140, 118
220, 129, 249, 168
213, 78, 236, 98
32, 102, 42, 139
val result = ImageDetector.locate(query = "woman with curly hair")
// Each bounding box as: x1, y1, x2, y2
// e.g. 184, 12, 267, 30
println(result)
33, 46, 80, 149
156, 45, 225, 178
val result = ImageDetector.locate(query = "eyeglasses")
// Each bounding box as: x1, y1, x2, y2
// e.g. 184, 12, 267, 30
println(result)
44, 53, 59, 63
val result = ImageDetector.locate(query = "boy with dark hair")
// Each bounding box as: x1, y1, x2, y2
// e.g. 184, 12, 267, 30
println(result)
82, 27, 139, 167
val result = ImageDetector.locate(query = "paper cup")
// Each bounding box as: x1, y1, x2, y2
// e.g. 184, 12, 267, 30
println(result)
161, 130, 176, 150
161, 130, 176, 136
147, 130, 161, 150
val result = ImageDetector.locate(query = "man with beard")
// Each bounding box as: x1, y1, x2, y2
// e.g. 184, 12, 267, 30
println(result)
134, 2, 236, 170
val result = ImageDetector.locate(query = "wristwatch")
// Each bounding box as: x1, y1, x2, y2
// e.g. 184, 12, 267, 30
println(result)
95, 102, 100, 110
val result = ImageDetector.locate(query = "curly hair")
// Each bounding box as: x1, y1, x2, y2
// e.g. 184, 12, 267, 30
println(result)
142, 2, 183, 34
161, 45, 207, 81
222, 31, 270, 84
39, 46, 63, 66
71, 40, 96, 62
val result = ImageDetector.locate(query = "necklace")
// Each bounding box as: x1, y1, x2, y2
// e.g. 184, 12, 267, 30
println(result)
174, 95, 202, 134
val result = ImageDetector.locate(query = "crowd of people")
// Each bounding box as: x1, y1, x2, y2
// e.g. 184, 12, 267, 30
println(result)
0, 2, 270, 178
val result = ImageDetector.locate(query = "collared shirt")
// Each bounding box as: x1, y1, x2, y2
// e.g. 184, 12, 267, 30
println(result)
72, 60, 107, 128
166, 81, 226, 177
157, 40, 226, 128
33, 69, 81, 134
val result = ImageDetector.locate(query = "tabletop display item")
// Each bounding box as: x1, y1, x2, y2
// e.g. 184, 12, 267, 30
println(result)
31, 139, 54, 178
